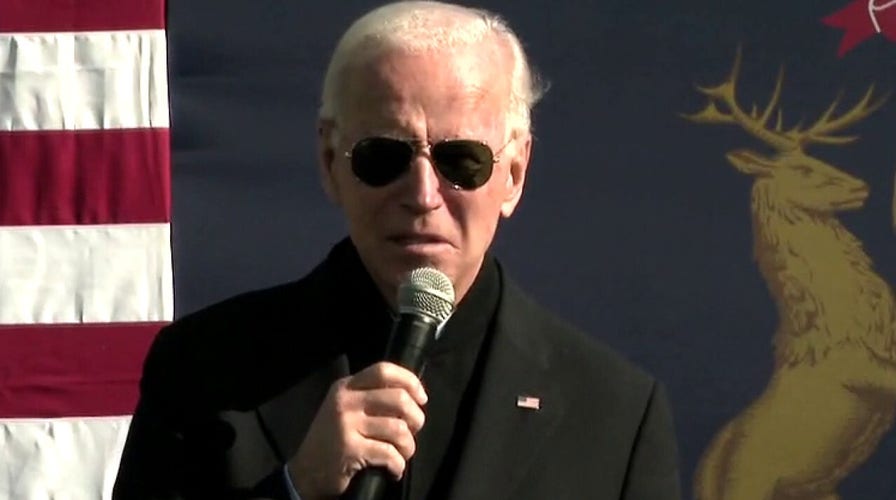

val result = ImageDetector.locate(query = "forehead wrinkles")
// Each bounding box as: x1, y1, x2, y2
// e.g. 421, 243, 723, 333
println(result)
338, 47, 512, 139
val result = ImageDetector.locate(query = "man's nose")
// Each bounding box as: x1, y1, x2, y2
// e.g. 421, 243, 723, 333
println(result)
399, 157, 445, 212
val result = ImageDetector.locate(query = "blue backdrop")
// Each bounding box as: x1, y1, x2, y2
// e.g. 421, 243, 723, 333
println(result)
167, 1, 896, 497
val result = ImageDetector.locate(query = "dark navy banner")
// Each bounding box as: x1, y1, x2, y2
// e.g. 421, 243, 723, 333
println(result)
168, 1, 896, 498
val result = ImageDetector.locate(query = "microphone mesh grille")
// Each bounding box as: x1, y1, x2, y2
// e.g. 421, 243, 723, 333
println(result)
398, 267, 455, 324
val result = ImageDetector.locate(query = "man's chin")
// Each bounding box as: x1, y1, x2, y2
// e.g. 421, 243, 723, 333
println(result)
360, 247, 456, 301
382, 241, 450, 267
384, 257, 454, 290
390, 258, 443, 280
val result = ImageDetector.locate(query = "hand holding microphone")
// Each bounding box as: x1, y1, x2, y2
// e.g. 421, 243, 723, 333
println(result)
287, 268, 455, 500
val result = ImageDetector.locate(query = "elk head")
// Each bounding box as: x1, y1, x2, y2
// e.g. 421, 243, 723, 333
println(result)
684, 48, 886, 213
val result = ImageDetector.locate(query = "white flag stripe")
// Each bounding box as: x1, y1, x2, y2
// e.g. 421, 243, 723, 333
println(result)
0, 29, 169, 131
0, 416, 131, 500
0, 223, 173, 324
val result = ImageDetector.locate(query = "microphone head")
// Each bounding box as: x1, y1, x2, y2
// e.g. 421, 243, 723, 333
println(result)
398, 267, 455, 326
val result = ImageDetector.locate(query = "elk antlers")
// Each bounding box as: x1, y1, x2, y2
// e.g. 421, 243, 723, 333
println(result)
683, 46, 887, 151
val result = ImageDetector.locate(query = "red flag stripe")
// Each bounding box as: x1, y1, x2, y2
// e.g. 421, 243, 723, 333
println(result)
0, 0, 165, 33
0, 323, 163, 418
0, 130, 170, 225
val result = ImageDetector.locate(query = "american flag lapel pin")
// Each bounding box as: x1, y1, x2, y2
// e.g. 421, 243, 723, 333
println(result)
516, 394, 541, 410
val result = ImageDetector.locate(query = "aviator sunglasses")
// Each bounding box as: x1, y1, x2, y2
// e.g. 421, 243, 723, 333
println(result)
345, 136, 511, 190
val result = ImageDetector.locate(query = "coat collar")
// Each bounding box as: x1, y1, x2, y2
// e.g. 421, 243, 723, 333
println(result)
444, 268, 566, 500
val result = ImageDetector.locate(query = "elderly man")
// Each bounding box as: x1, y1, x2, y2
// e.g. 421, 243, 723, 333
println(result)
113, 2, 681, 499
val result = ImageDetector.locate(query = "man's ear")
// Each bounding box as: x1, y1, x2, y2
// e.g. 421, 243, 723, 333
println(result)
500, 132, 531, 218
317, 119, 340, 204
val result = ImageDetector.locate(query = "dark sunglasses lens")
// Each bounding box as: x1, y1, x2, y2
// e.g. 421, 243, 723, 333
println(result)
431, 140, 494, 189
350, 138, 413, 187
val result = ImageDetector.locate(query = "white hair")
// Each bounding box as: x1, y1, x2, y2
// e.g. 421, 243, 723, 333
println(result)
319, 1, 547, 136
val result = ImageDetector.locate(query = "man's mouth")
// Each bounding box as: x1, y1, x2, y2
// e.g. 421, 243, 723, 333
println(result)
387, 233, 451, 248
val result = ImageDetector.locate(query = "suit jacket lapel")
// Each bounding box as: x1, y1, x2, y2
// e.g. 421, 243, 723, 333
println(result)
251, 263, 567, 500
253, 239, 385, 464
254, 356, 350, 463
447, 280, 566, 500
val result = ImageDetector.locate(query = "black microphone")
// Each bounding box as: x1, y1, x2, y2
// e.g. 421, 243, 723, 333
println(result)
341, 267, 455, 500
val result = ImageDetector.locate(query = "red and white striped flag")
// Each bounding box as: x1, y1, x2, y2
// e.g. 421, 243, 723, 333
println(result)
0, 1, 172, 498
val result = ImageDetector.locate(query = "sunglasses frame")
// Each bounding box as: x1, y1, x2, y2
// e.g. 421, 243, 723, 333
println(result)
343, 136, 513, 190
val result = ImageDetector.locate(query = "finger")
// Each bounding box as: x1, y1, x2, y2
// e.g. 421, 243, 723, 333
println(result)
361, 388, 426, 433
359, 416, 417, 460
358, 436, 407, 480
348, 362, 428, 405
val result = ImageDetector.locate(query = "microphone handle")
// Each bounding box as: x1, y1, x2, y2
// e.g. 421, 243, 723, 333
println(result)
340, 313, 438, 500
341, 469, 390, 500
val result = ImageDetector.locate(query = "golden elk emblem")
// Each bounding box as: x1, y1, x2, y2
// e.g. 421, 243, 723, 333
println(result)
683, 49, 896, 500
